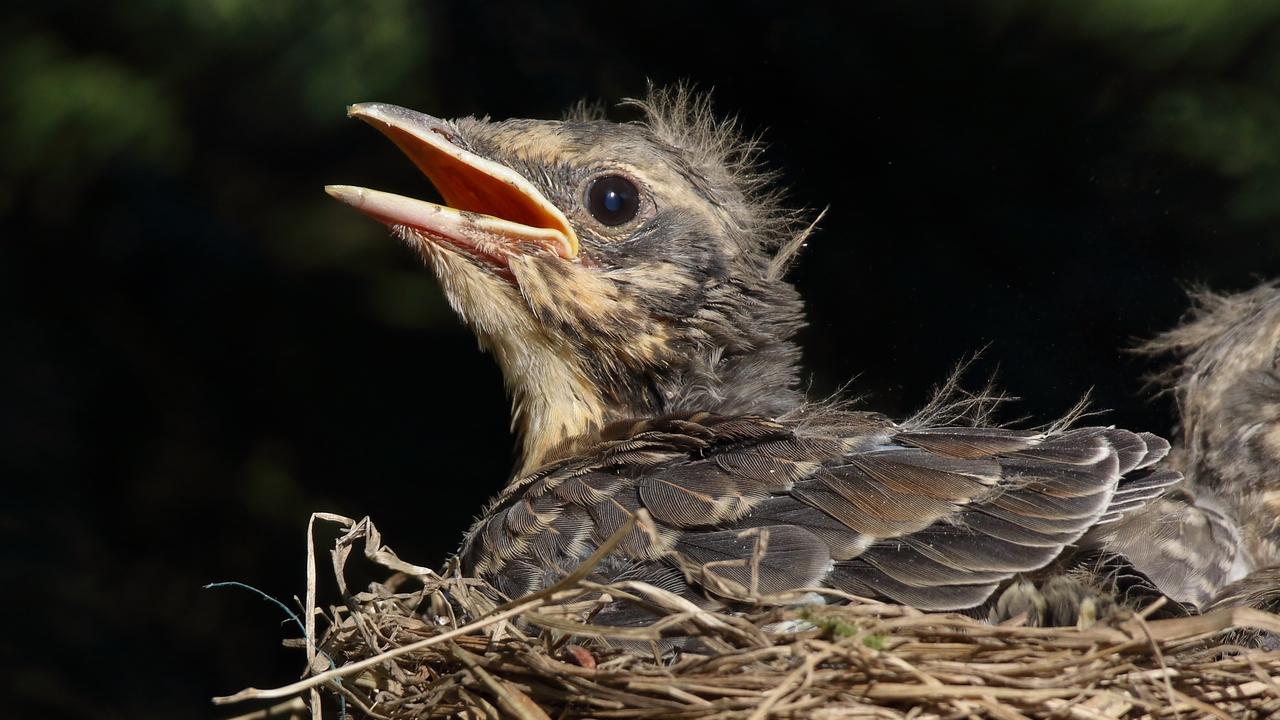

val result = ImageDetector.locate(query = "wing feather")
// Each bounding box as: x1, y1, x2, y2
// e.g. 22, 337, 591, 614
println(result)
461, 414, 1179, 615
674, 525, 832, 596
638, 463, 767, 528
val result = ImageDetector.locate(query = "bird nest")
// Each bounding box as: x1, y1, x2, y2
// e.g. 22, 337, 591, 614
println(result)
216, 513, 1280, 720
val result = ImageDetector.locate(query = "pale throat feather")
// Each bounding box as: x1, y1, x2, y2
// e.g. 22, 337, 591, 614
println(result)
490, 329, 606, 476
415, 239, 609, 476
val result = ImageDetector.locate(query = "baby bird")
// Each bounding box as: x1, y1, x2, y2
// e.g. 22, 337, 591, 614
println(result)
1099, 283, 1280, 615
327, 89, 1178, 620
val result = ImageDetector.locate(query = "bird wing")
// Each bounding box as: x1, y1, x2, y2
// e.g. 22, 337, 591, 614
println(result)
459, 412, 1174, 610
1082, 485, 1248, 609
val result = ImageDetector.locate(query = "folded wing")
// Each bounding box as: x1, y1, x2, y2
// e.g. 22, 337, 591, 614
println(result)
461, 413, 1176, 611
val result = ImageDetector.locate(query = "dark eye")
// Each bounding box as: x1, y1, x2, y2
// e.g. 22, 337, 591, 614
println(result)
585, 174, 640, 226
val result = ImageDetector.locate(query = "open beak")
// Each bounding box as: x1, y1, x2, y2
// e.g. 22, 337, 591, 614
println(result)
326, 103, 578, 273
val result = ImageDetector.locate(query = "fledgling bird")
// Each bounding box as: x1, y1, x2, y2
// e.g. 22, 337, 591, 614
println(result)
1096, 283, 1280, 615
326, 89, 1178, 621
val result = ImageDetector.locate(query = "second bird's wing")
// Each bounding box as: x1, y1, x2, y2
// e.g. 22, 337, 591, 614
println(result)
1083, 485, 1247, 609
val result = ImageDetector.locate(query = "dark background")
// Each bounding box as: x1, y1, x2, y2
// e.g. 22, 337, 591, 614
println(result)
4, 1, 1280, 717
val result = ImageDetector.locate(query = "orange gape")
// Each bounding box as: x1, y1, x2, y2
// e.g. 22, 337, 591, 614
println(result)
346, 103, 578, 260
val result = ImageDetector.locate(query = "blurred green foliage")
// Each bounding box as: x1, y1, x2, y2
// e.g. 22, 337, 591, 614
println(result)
1, 35, 185, 216
1, 0, 444, 327
986, 0, 1280, 226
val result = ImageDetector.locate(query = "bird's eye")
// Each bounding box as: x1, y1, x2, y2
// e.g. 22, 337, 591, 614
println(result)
585, 174, 640, 226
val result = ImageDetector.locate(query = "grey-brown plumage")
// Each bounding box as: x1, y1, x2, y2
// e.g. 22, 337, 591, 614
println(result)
327, 87, 1179, 618
460, 411, 1176, 615
1103, 283, 1280, 613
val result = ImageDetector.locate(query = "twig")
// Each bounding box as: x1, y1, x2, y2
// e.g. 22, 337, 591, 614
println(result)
214, 510, 644, 706
216, 509, 1280, 719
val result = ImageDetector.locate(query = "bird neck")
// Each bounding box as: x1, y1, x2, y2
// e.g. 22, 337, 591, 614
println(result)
655, 338, 807, 419
488, 326, 609, 477
504, 335, 806, 477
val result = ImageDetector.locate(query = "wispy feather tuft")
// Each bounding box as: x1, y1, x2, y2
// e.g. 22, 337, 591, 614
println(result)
904, 352, 1015, 429
1137, 281, 1280, 394
562, 98, 607, 123
623, 83, 817, 273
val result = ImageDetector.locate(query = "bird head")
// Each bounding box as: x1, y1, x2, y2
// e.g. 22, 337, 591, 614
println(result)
328, 89, 812, 475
